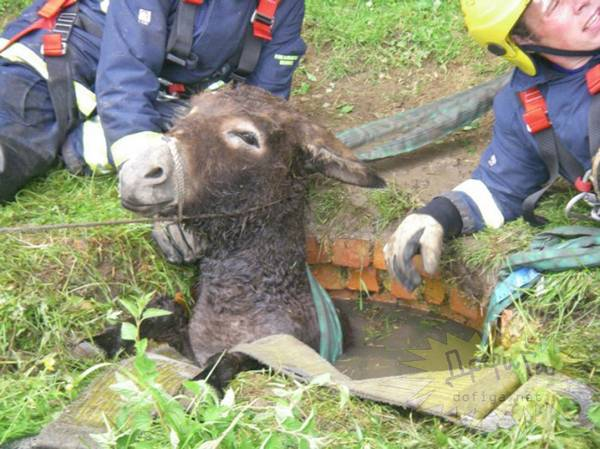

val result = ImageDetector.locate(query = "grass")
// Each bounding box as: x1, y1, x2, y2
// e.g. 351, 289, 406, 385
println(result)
0, 0, 27, 18
0, 171, 196, 443
1, 1, 600, 448
368, 182, 417, 231
446, 188, 600, 396
307, 178, 350, 226
303, 0, 483, 80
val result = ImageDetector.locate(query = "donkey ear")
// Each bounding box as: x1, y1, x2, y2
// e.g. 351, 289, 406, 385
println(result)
298, 122, 386, 188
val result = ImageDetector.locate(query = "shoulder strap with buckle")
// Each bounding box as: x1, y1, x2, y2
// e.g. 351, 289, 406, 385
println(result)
0, 0, 77, 54
232, 0, 279, 82
165, 0, 280, 81
586, 64, 600, 160
0, 0, 81, 142
44, 3, 81, 141
519, 86, 590, 226
165, 0, 203, 69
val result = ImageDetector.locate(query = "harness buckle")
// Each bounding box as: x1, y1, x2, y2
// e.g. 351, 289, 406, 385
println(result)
586, 64, 600, 95
251, 10, 274, 27
519, 88, 551, 134
167, 83, 186, 96
165, 51, 199, 70
574, 176, 593, 193
41, 33, 67, 56
251, 8, 275, 41
523, 108, 551, 133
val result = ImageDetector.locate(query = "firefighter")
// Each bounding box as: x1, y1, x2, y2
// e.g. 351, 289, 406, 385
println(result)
385, 0, 600, 290
0, 0, 305, 262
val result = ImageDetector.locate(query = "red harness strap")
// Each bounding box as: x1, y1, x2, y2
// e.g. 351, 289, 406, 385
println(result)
252, 0, 280, 41
586, 63, 600, 95
518, 87, 552, 134
518, 86, 593, 193
0, 0, 76, 54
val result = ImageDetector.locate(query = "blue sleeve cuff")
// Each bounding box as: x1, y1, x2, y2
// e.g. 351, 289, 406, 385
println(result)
440, 191, 486, 234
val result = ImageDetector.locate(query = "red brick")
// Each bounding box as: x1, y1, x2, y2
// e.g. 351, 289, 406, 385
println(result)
423, 278, 447, 305
390, 279, 418, 301
347, 267, 380, 293
305, 236, 332, 264
449, 288, 484, 324
372, 241, 387, 270
332, 239, 371, 268
328, 289, 358, 301
311, 264, 347, 290
438, 305, 469, 326
370, 292, 397, 304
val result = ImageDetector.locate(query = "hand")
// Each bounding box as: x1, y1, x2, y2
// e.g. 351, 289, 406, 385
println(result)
383, 213, 444, 291
592, 150, 600, 195
152, 222, 205, 265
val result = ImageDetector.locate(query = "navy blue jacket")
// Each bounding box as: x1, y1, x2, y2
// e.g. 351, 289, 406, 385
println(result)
1, 0, 306, 147
440, 56, 598, 233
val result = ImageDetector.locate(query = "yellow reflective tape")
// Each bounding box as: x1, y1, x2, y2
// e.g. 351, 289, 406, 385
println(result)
206, 80, 225, 91
111, 131, 164, 168
100, 0, 110, 14
74, 83, 97, 117
0, 38, 96, 117
274, 54, 299, 61
0, 38, 49, 78
82, 115, 112, 174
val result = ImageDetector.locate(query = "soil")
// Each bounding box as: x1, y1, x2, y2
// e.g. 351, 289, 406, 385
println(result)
291, 52, 497, 204
292, 51, 501, 240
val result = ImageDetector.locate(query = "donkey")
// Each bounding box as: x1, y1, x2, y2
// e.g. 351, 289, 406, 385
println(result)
109, 85, 385, 370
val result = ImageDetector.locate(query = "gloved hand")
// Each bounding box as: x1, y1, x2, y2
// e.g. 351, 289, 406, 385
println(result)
152, 222, 205, 265
383, 213, 444, 291
592, 150, 600, 195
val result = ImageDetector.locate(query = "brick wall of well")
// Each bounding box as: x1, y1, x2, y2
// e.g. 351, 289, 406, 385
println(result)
306, 235, 486, 331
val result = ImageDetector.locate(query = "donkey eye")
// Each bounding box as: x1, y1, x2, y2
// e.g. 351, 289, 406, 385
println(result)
234, 131, 259, 147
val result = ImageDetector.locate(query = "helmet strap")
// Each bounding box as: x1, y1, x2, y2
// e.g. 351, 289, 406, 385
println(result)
521, 44, 600, 58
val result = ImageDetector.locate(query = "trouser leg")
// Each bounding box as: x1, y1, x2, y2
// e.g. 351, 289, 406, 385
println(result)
0, 61, 61, 203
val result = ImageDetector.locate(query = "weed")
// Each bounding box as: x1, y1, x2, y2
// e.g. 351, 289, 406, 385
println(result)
303, 0, 484, 81
308, 178, 349, 226
0, 2, 599, 448
0, 0, 28, 20
368, 182, 417, 231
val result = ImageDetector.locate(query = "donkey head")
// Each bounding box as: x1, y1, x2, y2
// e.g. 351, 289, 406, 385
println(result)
119, 85, 385, 217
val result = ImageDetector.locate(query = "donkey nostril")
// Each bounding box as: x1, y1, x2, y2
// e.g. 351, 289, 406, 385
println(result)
145, 166, 164, 179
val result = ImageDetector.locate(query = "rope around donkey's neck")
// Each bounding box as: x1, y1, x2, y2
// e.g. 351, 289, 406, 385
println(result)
0, 198, 285, 235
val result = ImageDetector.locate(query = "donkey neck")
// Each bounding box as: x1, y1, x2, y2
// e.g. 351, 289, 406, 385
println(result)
196, 196, 311, 311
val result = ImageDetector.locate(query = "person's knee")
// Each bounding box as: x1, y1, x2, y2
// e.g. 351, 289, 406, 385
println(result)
0, 142, 56, 203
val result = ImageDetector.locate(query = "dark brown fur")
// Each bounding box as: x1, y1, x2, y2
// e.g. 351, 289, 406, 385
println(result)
99, 85, 384, 372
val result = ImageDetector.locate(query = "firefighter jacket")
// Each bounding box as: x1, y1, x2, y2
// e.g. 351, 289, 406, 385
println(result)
440, 55, 600, 234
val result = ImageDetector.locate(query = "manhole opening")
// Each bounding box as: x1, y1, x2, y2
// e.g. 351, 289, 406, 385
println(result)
333, 299, 481, 380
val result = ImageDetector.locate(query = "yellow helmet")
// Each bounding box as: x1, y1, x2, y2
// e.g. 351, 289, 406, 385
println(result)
461, 0, 536, 76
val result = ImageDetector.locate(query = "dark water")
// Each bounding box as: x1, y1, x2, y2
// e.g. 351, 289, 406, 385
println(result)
333, 300, 481, 380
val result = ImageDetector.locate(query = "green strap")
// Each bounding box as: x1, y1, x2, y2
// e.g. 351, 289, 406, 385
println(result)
507, 232, 600, 272
306, 266, 343, 364
483, 225, 600, 347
